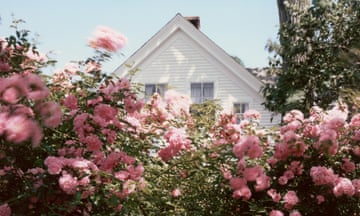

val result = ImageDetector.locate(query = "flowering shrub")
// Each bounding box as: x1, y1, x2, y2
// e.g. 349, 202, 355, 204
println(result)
1, 19, 360, 216
219, 105, 360, 215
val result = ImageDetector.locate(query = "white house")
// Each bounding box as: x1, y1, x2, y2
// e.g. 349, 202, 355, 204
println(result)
113, 13, 280, 127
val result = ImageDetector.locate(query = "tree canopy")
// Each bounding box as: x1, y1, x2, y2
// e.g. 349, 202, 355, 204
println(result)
263, 0, 360, 116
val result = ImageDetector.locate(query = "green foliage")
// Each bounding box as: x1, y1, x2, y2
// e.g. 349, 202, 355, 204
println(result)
190, 100, 222, 132
263, 0, 360, 116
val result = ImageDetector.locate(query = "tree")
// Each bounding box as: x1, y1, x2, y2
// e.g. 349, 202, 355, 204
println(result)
277, 0, 310, 25
263, 0, 360, 116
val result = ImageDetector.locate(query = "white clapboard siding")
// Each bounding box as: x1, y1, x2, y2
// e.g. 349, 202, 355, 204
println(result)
113, 14, 280, 127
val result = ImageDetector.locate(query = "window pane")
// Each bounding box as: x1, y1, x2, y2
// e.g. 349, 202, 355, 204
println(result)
233, 103, 249, 114
191, 83, 202, 103
145, 84, 155, 98
234, 103, 249, 123
157, 84, 167, 97
233, 103, 241, 113
203, 83, 214, 101
241, 103, 249, 113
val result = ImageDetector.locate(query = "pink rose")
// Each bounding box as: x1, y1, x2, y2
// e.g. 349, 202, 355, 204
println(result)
88, 26, 127, 52
283, 190, 299, 209
171, 188, 181, 197
0, 203, 11, 216
44, 156, 64, 175
59, 172, 78, 195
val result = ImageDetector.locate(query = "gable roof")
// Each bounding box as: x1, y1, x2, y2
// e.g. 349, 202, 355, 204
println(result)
113, 13, 264, 95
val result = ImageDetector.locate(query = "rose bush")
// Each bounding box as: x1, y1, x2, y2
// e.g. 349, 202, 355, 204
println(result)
0, 19, 360, 216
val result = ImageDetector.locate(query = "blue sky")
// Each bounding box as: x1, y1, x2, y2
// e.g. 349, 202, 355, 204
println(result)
1, 0, 279, 73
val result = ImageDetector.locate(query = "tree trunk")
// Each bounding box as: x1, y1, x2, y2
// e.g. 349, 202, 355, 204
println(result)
277, 0, 311, 24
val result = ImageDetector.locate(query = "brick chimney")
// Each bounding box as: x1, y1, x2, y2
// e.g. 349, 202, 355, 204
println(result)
185, 16, 200, 29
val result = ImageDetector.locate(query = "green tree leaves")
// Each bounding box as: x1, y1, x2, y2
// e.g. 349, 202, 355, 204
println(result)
263, 0, 360, 116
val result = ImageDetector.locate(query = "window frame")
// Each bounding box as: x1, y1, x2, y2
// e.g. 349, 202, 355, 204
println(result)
190, 82, 214, 104
144, 83, 167, 101
233, 102, 249, 123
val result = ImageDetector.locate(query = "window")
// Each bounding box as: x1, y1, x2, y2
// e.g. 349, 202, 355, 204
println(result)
191, 82, 214, 103
233, 103, 249, 123
145, 84, 167, 101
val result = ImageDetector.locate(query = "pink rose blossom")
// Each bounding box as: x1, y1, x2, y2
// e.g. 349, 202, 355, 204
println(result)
78, 176, 90, 186
314, 129, 338, 155
341, 158, 355, 173
88, 26, 127, 52
36, 101, 63, 128
324, 103, 348, 122
274, 142, 289, 161
44, 156, 64, 175
59, 172, 78, 195
310, 166, 338, 186
0, 75, 27, 104
233, 135, 262, 159
255, 174, 270, 191
0, 203, 11, 216
278, 176, 288, 185
350, 113, 360, 127
333, 177, 355, 197
280, 120, 302, 134
93, 103, 117, 124
303, 123, 320, 138
283, 170, 295, 181
25, 73, 50, 100
164, 90, 192, 117
352, 179, 360, 197
87, 96, 103, 107
124, 97, 143, 114
243, 109, 261, 119
127, 164, 144, 180
83, 134, 103, 152
243, 165, 263, 181
85, 60, 101, 73
122, 180, 136, 195
267, 189, 281, 202
324, 117, 345, 131
221, 167, 232, 180
117, 78, 131, 90
5, 115, 35, 144
230, 177, 247, 190
115, 171, 129, 181
289, 161, 303, 175
0, 60, 10, 72
283, 190, 299, 209
232, 186, 251, 200
316, 195, 325, 204
283, 109, 304, 123
158, 128, 191, 162
269, 210, 284, 216
27, 167, 45, 175
172, 188, 181, 197
353, 146, 360, 156
247, 140, 263, 159
63, 94, 78, 110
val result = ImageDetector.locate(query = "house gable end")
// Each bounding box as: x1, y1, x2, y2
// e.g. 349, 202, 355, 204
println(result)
113, 14, 263, 99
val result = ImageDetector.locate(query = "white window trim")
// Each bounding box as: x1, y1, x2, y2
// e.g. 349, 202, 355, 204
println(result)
233, 102, 250, 123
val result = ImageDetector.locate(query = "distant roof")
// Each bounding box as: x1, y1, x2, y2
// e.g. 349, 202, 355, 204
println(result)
246, 67, 277, 85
